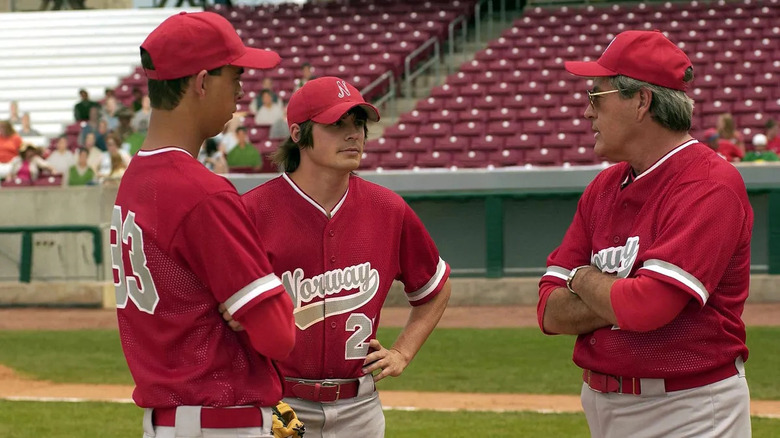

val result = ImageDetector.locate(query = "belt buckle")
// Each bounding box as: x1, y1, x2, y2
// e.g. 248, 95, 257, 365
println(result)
321, 380, 341, 401
617, 376, 639, 395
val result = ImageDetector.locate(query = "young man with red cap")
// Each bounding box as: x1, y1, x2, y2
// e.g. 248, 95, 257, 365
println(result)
537, 30, 752, 437
235, 76, 452, 437
111, 11, 299, 438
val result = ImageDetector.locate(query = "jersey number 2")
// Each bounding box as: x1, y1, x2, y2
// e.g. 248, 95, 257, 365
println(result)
111, 206, 159, 314
345, 314, 373, 360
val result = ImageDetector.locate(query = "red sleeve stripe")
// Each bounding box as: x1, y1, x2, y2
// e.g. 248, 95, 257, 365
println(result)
639, 259, 709, 304
224, 273, 285, 315
543, 265, 570, 282
407, 258, 448, 302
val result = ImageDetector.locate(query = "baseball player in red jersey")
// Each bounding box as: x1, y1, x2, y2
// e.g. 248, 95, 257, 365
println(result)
537, 30, 752, 437
111, 12, 297, 437
237, 76, 452, 437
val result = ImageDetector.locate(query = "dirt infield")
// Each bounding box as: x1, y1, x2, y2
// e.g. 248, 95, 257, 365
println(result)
1, 304, 779, 416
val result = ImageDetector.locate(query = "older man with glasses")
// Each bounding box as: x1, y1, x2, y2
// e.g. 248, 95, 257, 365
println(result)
537, 30, 753, 438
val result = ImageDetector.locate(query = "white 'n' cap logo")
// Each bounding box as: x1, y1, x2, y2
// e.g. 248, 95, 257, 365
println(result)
336, 80, 351, 98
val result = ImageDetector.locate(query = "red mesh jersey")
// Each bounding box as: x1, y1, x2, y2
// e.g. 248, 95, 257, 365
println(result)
112, 147, 287, 408
242, 173, 450, 380
539, 140, 752, 378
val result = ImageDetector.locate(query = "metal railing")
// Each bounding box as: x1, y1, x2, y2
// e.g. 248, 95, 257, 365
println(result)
0, 225, 103, 283
447, 15, 469, 74
404, 36, 441, 98
361, 70, 397, 114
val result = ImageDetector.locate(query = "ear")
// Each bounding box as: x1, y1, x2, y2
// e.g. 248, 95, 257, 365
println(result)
194, 70, 209, 98
290, 123, 301, 143
636, 88, 652, 121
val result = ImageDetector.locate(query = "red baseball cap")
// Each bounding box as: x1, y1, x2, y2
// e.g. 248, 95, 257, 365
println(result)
564, 30, 692, 91
141, 11, 280, 80
287, 76, 380, 128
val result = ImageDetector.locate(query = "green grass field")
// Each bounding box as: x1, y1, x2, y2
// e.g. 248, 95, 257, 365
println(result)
0, 326, 778, 436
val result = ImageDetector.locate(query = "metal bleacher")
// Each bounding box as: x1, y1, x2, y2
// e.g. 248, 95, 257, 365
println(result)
0, 8, 201, 141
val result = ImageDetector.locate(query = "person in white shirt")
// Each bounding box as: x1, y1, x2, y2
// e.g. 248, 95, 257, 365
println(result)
250, 89, 284, 126
46, 136, 76, 175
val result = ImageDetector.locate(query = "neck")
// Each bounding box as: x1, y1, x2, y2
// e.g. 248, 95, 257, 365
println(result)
628, 129, 693, 175
141, 110, 204, 158
289, 166, 351, 215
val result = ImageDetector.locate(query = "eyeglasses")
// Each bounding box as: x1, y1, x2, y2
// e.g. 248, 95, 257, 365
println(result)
586, 89, 621, 109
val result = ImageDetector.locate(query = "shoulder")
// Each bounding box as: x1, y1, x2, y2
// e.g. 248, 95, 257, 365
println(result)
132, 148, 237, 196
351, 174, 407, 207
679, 142, 744, 184
242, 174, 285, 201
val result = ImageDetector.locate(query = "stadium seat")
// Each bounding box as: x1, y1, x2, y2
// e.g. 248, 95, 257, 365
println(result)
488, 149, 524, 167
525, 147, 562, 166
415, 150, 453, 168
435, 135, 471, 152
397, 136, 429, 153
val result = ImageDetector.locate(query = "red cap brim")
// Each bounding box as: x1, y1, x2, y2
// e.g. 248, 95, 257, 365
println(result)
310, 102, 381, 125
564, 60, 618, 78
230, 48, 281, 70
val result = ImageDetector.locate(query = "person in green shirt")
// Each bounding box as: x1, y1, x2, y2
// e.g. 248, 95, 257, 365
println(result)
66, 147, 96, 186
226, 126, 262, 171
743, 133, 779, 163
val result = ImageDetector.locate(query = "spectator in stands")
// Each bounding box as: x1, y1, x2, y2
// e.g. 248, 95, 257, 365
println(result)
268, 101, 290, 140
126, 98, 150, 156
704, 128, 743, 163
132, 95, 151, 134
716, 113, 745, 152
293, 62, 316, 91
8, 101, 21, 125
47, 136, 76, 175
78, 106, 101, 147
199, 137, 228, 174
763, 119, 780, 154
99, 133, 132, 180
0, 120, 22, 179
65, 148, 96, 186
743, 133, 779, 163
250, 89, 285, 126
103, 153, 128, 186
5, 143, 53, 184
40, 0, 84, 11
261, 77, 279, 103
74, 89, 101, 122
102, 96, 122, 131
226, 126, 262, 171
83, 132, 104, 173
104, 87, 116, 101
115, 107, 136, 144
17, 112, 42, 138
215, 113, 241, 154
131, 87, 144, 112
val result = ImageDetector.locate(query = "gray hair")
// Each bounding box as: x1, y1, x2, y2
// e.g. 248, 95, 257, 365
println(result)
609, 72, 694, 132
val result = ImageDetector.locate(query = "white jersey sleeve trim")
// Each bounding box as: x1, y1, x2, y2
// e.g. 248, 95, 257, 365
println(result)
543, 266, 570, 281
224, 273, 284, 315
407, 257, 448, 302
639, 259, 709, 304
